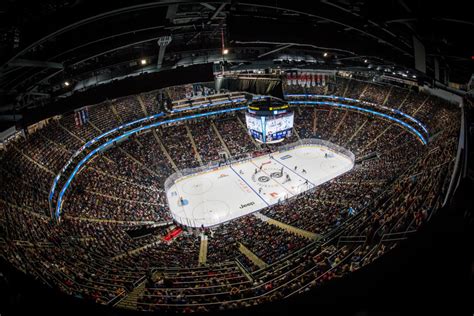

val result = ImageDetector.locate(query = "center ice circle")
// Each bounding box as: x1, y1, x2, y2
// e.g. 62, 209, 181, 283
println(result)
258, 176, 270, 182
270, 172, 282, 178
181, 178, 213, 195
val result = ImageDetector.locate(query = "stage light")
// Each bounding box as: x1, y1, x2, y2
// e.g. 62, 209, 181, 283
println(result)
223, 48, 229, 55
141, 59, 147, 65
64, 81, 70, 86
364, 59, 368, 63
323, 52, 328, 57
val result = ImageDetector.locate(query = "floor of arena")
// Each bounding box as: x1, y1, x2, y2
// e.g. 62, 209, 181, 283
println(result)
166, 144, 354, 227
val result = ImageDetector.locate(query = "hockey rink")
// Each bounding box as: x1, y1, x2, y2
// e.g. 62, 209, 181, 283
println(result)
166, 144, 354, 227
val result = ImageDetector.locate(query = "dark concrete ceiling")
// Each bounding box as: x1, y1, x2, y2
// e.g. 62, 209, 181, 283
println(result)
0, 0, 472, 116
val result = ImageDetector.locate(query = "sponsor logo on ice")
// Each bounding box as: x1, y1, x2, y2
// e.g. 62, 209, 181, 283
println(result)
239, 202, 255, 209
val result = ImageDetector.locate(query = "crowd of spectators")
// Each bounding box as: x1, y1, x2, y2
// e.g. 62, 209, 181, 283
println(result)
0, 78, 460, 312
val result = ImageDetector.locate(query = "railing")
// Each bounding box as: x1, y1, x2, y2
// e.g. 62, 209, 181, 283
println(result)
287, 99, 428, 145
111, 274, 147, 306
135, 246, 361, 310
380, 230, 417, 243
336, 235, 367, 248
164, 138, 355, 227
284, 246, 361, 298
51, 105, 248, 220
285, 93, 429, 137
442, 102, 467, 209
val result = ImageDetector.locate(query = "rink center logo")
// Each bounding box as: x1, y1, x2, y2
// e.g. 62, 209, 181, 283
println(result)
239, 201, 255, 209
258, 176, 270, 183
280, 155, 292, 160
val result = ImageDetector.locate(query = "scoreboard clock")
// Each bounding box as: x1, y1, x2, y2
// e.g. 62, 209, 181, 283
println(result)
245, 97, 294, 144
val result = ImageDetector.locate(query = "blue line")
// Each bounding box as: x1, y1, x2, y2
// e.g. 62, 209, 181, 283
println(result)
229, 165, 269, 206
271, 157, 316, 187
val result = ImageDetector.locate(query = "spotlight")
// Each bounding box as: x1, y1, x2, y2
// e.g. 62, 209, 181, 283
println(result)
323, 52, 328, 57
141, 59, 147, 65
64, 81, 70, 86
223, 49, 229, 55
364, 59, 368, 63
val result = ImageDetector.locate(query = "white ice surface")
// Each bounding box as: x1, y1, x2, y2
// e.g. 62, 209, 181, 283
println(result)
166, 144, 353, 227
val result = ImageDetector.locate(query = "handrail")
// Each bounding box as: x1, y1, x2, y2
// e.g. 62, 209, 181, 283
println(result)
284, 246, 361, 298
288, 99, 428, 145
52, 105, 248, 219
164, 138, 355, 227
285, 93, 429, 136
442, 102, 466, 209
336, 235, 367, 248
48, 94, 257, 216
137, 246, 361, 308
380, 230, 417, 243
146, 280, 251, 292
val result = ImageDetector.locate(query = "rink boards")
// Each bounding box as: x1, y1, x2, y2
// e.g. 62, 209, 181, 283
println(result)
166, 144, 354, 227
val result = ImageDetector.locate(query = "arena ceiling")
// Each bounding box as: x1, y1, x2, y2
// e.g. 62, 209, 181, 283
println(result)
0, 0, 472, 124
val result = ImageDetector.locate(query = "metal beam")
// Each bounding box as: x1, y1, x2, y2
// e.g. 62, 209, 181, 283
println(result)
386, 18, 417, 24
186, 4, 226, 44
258, 44, 293, 58
166, 4, 178, 21
25, 92, 50, 97
157, 36, 172, 70
9, 25, 223, 92
438, 18, 474, 26
7, 59, 64, 69
240, 3, 413, 57
0, 114, 22, 122
200, 3, 216, 10
1, 1, 208, 68
208, 3, 226, 23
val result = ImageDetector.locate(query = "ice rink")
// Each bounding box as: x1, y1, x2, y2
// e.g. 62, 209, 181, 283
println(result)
166, 144, 354, 227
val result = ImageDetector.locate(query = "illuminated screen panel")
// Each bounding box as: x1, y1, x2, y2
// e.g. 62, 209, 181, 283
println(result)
245, 113, 263, 133
245, 112, 294, 144
266, 113, 294, 135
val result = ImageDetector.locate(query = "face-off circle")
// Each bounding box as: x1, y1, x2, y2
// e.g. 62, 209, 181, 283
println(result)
270, 172, 283, 178
182, 178, 213, 195
258, 176, 270, 182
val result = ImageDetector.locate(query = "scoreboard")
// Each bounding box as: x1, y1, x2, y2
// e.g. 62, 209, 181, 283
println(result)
245, 111, 294, 144
244, 96, 294, 144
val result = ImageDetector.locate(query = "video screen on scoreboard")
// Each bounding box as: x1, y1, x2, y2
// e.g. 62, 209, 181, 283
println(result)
245, 114, 263, 133
245, 112, 294, 143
